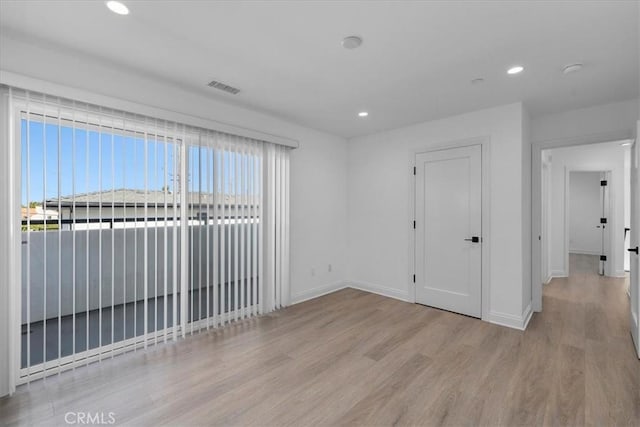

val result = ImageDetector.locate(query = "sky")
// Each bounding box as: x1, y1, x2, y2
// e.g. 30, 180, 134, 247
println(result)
21, 120, 258, 207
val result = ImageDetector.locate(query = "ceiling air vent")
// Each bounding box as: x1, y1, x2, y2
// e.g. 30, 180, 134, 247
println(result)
207, 80, 240, 95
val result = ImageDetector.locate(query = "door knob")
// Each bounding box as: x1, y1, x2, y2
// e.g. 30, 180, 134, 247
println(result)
464, 236, 480, 243
629, 246, 639, 255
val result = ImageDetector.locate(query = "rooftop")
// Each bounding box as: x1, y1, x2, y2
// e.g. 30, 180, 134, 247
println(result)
46, 189, 255, 208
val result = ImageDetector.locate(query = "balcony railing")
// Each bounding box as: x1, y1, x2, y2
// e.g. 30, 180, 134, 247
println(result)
21, 216, 260, 370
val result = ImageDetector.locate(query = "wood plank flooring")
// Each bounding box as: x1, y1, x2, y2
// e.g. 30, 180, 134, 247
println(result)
1, 254, 638, 426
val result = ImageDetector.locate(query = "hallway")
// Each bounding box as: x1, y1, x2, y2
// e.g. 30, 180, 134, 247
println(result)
545, 253, 630, 341
536, 253, 638, 424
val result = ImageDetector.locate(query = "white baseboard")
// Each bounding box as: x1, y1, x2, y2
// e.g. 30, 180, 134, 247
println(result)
488, 303, 532, 331
569, 249, 601, 256
550, 269, 568, 278
543, 273, 553, 284
346, 280, 410, 302
292, 281, 532, 332
547, 269, 624, 279
290, 280, 410, 305
290, 281, 347, 304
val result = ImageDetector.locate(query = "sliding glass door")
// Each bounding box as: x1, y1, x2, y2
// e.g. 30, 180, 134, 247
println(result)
10, 88, 291, 387
19, 105, 183, 379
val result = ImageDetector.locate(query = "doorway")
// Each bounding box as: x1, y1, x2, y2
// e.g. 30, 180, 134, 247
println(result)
538, 141, 627, 286
567, 170, 610, 276
414, 144, 482, 318
533, 137, 638, 358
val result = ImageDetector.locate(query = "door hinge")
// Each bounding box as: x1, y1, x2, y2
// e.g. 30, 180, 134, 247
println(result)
600, 180, 608, 186
413, 166, 416, 175
413, 220, 416, 229
413, 274, 416, 283
600, 255, 607, 261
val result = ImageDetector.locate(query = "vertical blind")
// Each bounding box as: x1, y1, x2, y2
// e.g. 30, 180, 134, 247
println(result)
264, 144, 291, 311
10, 88, 291, 387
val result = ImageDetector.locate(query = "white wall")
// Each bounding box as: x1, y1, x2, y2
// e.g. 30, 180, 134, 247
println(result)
347, 103, 530, 327
532, 99, 639, 144
546, 142, 627, 277
0, 34, 349, 305
289, 132, 348, 302
568, 171, 604, 255
522, 107, 532, 314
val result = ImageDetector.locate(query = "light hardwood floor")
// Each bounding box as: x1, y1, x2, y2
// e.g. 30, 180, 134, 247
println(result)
1, 254, 638, 426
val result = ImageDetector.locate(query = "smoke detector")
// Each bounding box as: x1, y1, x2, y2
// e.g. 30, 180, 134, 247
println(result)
342, 36, 363, 49
562, 63, 583, 74
207, 80, 240, 95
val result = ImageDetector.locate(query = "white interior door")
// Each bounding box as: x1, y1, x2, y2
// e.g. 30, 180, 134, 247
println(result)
415, 145, 482, 318
568, 171, 603, 255
630, 135, 639, 358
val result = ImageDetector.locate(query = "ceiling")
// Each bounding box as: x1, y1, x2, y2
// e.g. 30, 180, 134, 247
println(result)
1, 0, 638, 138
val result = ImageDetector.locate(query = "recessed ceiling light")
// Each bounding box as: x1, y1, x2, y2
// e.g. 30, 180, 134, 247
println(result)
562, 63, 583, 74
507, 65, 524, 75
342, 36, 363, 49
358, 111, 368, 117
106, 1, 129, 15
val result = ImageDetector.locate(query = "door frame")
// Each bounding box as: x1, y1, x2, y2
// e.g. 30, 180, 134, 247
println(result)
409, 136, 491, 322
1, 87, 22, 396
541, 159, 551, 283
564, 169, 613, 276
531, 129, 634, 312
630, 131, 639, 358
